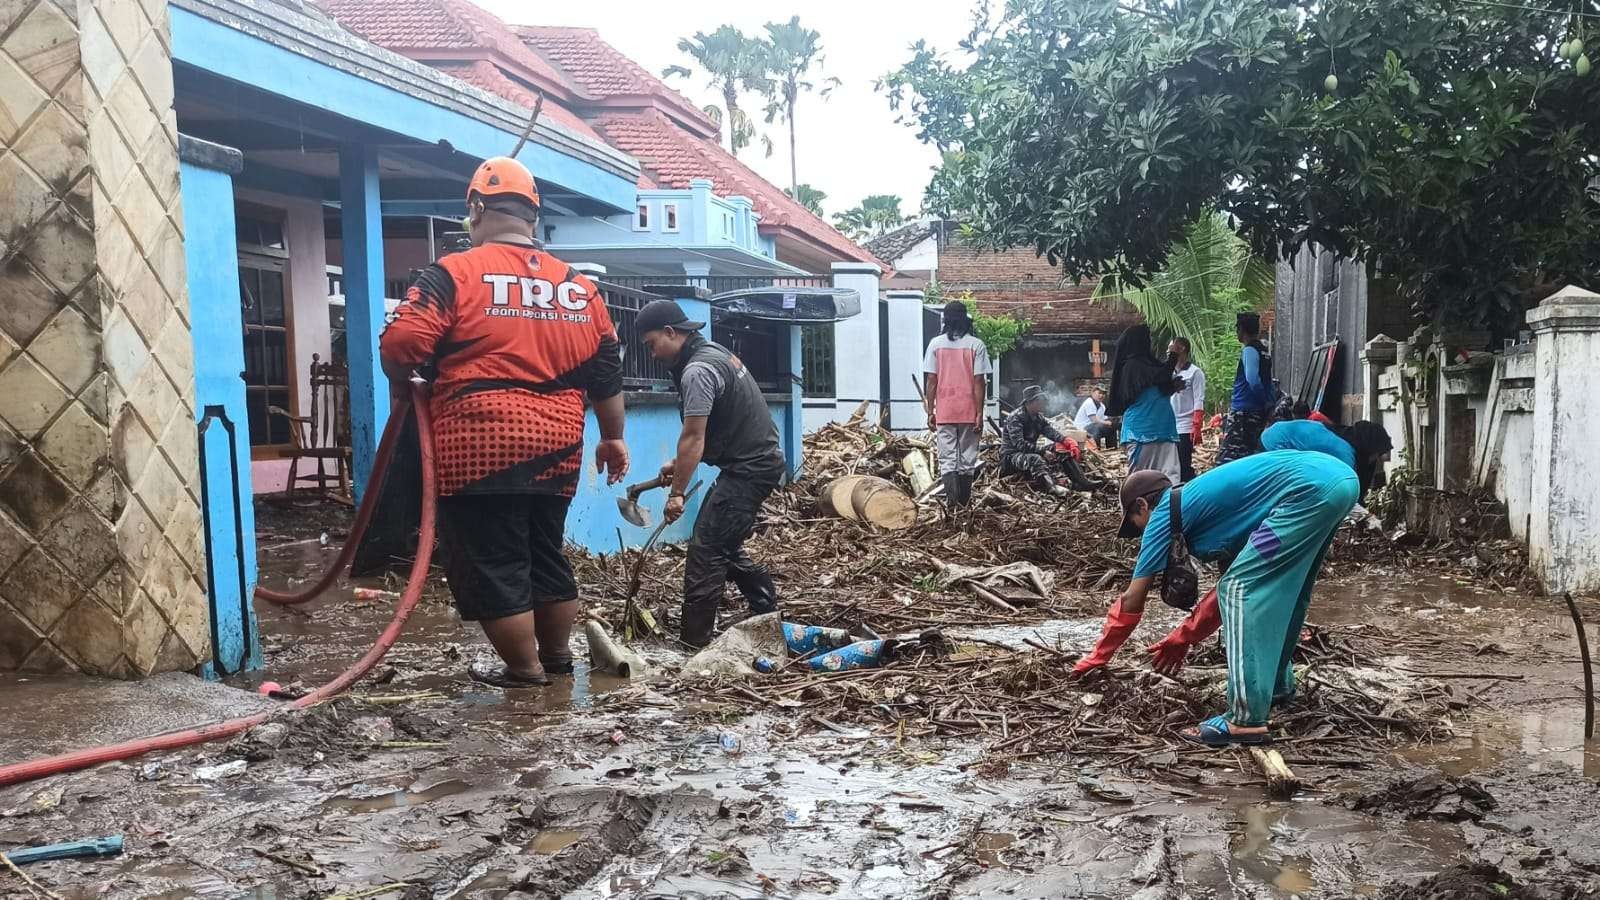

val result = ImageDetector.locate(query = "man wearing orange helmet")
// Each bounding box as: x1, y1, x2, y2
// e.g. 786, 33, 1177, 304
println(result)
381, 156, 629, 688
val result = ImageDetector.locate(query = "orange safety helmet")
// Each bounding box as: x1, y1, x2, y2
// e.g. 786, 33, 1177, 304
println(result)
466, 156, 540, 209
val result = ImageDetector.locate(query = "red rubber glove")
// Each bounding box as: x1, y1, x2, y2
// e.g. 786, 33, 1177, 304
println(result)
1072, 598, 1142, 675
1053, 439, 1081, 461
1191, 408, 1205, 437
1146, 587, 1221, 675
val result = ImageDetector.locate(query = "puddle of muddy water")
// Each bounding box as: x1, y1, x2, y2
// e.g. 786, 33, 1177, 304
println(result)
529, 827, 584, 854
1401, 708, 1600, 778
322, 777, 470, 813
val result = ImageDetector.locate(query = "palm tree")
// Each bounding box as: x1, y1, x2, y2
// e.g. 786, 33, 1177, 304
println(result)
760, 17, 839, 194
664, 26, 770, 158
785, 184, 827, 216
833, 194, 907, 240
1093, 212, 1274, 405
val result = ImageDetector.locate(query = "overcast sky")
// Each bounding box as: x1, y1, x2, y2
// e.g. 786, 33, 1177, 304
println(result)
477, 0, 980, 220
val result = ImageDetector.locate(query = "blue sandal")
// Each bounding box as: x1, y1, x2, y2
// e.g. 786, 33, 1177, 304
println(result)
1182, 714, 1271, 747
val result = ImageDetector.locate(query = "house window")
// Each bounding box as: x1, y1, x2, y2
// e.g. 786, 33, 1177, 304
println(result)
634, 204, 650, 230
662, 203, 679, 232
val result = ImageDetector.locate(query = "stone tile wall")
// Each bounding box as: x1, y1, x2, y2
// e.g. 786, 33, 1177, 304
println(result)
0, 0, 207, 676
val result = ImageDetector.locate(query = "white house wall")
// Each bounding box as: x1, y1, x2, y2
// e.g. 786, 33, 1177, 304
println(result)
895, 234, 939, 273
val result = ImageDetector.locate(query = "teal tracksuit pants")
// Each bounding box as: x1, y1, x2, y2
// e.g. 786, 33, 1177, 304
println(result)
1217, 473, 1359, 726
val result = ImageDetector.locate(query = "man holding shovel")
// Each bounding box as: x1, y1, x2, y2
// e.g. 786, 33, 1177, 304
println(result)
637, 299, 786, 648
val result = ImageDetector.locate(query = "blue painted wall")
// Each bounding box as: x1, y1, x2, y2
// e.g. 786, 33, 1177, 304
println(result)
546, 186, 764, 253
566, 396, 797, 552
179, 158, 261, 676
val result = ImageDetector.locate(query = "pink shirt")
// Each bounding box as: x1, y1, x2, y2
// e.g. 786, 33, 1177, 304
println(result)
922, 333, 992, 425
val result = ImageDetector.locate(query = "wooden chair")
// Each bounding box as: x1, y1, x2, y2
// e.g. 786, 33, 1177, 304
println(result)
268, 354, 353, 505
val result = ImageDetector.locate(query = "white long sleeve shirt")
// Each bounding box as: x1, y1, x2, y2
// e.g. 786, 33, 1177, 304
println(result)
1171, 364, 1206, 435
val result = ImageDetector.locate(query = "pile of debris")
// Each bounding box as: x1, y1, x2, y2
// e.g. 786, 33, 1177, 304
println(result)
657, 620, 1456, 777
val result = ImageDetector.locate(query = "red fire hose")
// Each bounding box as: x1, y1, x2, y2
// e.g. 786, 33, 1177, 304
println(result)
0, 380, 437, 789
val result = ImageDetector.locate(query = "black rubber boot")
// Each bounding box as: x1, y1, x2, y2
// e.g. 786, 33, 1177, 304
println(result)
728, 550, 779, 615
959, 472, 976, 507
679, 601, 718, 649
943, 473, 963, 509
1059, 455, 1102, 492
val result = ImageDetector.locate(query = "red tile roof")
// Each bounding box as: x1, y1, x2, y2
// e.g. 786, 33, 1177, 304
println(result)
320, 0, 574, 99
320, 3, 882, 267
588, 108, 883, 267
516, 26, 719, 138
430, 60, 603, 142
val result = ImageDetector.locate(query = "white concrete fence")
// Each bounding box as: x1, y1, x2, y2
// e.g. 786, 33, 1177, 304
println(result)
1361, 285, 1600, 595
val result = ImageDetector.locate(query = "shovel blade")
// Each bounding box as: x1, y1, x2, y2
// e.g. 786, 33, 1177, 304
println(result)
618, 498, 650, 527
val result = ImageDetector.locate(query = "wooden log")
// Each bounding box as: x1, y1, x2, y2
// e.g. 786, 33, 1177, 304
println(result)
849, 477, 918, 530
821, 475, 870, 520
1249, 748, 1301, 799
901, 450, 935, 496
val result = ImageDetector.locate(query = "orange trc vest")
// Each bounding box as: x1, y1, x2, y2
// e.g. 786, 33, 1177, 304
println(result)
380, 241, 620, 496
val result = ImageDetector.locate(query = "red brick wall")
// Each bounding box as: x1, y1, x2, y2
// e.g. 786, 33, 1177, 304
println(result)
936, 244, 1143, 334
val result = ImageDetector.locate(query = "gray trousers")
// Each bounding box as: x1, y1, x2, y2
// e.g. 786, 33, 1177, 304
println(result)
935, 424, 980, 475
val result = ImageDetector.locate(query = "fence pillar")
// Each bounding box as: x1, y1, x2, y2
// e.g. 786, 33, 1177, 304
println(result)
180, 137, 260, 676
884, 290, 928, 431
831, 263, 883, 423
1527, 285, 1600, 594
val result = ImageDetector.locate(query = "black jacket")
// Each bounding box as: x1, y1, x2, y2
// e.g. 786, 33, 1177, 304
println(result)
671, 334, 786, 484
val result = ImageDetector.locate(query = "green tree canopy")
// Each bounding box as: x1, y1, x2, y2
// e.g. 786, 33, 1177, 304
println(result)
884, 0, 1600, 337
761, 17, 841, 194
833, 194, 907, 240
1096, 213, 1274, 407
785, 183, 828, 216
666, 26, 771, 158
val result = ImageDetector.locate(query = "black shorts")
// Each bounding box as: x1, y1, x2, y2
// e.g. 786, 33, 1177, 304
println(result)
438, 493, 577, 622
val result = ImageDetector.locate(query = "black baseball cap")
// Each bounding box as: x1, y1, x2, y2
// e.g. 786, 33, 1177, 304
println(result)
1118, 469, 1173, 539
635, 299, 705, 335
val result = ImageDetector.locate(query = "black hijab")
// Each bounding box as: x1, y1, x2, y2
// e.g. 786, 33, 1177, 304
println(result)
1337, 420, 1395, 499
1107, 325, 1177, 416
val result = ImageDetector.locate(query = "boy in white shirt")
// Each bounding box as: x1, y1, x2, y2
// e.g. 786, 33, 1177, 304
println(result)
1169, 336, 1206, 482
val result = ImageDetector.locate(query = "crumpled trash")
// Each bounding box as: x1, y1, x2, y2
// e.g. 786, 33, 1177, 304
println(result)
194, 760, 247, 781
350, 716, 396, 745
936, 561, 1054, 606
680, 613, 787, 679
782, 622, 854, 654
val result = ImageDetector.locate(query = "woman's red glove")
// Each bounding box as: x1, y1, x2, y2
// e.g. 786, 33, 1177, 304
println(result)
1072, 598, 1142, 675
1191, 408, 1205, 437
1145, 587, 1221, 675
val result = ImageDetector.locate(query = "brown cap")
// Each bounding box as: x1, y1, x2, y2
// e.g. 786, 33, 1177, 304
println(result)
1118, 469, 1173, 539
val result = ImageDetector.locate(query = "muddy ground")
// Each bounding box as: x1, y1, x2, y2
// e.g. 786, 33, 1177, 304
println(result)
3, 498, 1600, 899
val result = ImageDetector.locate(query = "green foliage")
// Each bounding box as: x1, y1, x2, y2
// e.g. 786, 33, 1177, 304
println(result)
1366, 450, 1419, 524
884, 0, 1600, 338
924, 284, 1031, 358
1094, 213, 1272, 409
833, 194, 907, 240
1199, 330, 1243, 410
785, 183, 828, 216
